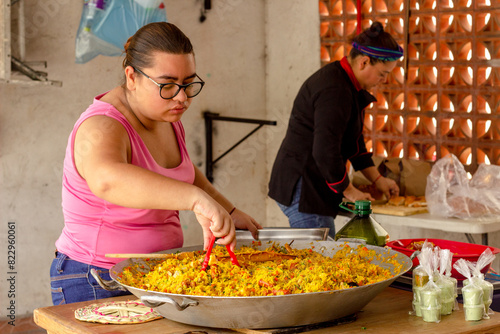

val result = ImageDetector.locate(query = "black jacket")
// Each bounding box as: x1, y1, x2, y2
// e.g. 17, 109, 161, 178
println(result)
268, 59, 376, 217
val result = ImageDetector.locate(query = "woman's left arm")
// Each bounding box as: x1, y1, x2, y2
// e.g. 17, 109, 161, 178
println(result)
192, 165, 262, 239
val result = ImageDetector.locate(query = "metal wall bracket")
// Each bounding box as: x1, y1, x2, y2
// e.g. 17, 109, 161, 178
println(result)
204, 111, 277, 182
1, 0, 62, 86
11, 56, 62, 86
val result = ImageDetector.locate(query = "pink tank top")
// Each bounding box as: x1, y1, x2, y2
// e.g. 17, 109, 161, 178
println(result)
55, 93, 195, 268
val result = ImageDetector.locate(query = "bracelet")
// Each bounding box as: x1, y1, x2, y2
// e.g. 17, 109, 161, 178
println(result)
229, 207, 236, 215
373, 174, 383, 184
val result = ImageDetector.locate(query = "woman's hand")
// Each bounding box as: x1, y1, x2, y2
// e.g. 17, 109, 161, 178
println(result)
374, 176, 399, 200
343, 183, 375, 202
230, 208, 262, 240
192, 194, 236, 251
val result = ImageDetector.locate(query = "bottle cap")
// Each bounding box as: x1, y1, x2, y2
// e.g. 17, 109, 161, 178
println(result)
355, 200, 372, 215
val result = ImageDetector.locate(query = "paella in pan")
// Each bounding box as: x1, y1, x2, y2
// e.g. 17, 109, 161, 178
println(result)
118, 241, 402, 297
94, 239, 412, 328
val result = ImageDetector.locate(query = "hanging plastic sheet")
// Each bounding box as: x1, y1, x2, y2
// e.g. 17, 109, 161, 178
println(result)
75, 0, 167, 64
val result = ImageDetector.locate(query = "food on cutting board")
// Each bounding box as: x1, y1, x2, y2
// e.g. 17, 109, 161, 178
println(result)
356, 183, 427, 208
406, 196, 428, 207
388, 195, 427, 207
388, 196, 405, 206
118, 243, 401, 297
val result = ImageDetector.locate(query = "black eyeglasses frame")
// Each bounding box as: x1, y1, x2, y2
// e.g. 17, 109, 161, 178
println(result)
133, 67, 205, 100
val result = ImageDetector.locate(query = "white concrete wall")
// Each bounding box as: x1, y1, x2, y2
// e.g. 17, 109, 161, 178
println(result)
1, 0, 125, 319
163, 0, 269, 246
264, 0, 320, 225
0, 0, 319, 317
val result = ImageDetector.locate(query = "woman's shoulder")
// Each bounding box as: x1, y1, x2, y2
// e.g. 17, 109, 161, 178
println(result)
313, 60, 343, 75
97, 87, 121, 105
72, 93, 131, 140
79, 89, 126, 121
306, 61, 349, 89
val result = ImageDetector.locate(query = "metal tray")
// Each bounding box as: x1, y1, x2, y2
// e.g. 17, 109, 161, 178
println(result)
236, 227, 331, 243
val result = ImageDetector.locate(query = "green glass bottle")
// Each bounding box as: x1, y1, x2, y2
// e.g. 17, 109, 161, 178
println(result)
334, 200, 390, 246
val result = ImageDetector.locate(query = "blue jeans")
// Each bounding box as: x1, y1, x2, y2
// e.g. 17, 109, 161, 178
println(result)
276, 178, 336, 238
50, 252, 131, 305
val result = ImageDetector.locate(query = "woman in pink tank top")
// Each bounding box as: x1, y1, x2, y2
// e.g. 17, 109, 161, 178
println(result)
50, 22, 261, 305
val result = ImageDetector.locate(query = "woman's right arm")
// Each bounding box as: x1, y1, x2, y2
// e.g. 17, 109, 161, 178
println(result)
73, 116, 234, 245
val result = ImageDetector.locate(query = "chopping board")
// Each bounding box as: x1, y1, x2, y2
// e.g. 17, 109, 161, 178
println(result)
372, 205, 428, 216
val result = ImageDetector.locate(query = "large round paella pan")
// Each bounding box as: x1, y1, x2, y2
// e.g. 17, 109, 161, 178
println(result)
93, 239, 411, 329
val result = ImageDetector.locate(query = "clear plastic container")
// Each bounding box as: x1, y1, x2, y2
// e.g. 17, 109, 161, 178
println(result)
464, 304, 485, 321
421, 306, 441, 322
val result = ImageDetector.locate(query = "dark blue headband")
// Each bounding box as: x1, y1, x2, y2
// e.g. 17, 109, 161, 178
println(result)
352, 42, 404, 61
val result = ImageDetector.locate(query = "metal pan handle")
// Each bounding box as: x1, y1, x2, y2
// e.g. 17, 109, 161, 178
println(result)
410, 251, 420, 261
90, 268, 127, 291
141, 295, 199, 311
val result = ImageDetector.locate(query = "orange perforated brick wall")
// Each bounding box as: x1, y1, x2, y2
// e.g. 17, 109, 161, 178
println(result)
319, 0, 500, 174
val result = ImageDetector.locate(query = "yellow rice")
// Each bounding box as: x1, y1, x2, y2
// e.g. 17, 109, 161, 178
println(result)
117, 242, 401, 297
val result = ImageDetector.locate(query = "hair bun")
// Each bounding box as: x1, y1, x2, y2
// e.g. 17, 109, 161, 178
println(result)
369, 21, 384, 37
123, 37, 132, 53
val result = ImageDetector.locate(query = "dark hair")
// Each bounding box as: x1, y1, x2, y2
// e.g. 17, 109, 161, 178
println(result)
122, 22, 193, 70
349, 22, 400, 64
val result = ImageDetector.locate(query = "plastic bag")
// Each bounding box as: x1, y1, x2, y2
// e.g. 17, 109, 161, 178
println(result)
411, 241, 434, 317
435, 248, 458, 315
411, 243, 461, 320
75, 0, 167, 64
454, 249, 496, 322
465, 249, 495, 319
416, 246, 442, 323
425, 154, 500, 220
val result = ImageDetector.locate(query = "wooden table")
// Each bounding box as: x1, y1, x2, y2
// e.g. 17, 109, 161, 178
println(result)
33, 287, 500, 334
373, 212, 500, 245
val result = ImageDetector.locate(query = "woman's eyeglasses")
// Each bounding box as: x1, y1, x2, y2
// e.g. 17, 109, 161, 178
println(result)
134, 67, 205, 100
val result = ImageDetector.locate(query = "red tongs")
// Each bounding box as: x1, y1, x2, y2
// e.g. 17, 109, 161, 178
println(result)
201, 234, 240, 271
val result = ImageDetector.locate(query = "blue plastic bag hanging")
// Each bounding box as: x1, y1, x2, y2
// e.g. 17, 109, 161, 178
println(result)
75, 0, 167, 64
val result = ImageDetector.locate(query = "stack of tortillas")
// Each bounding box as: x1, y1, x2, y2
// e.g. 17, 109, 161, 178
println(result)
75, 300, 162, 324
